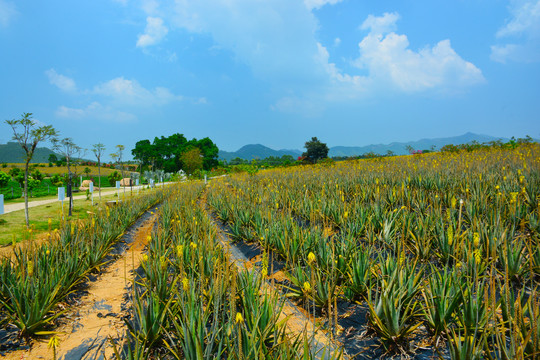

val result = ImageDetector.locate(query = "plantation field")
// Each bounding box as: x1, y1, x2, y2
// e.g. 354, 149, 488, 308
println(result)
1, 145, 539, 359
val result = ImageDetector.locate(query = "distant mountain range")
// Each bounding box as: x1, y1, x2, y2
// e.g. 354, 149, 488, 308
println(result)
218, 132, 515, 161
0, 142, 59, 163
219, 144, 302, 162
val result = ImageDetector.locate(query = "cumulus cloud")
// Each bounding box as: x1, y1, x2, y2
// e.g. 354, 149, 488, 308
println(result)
303, 0, 344, 11
93, 77, 182, 106
0, 0, 16, 27
45, 69, 77, 93
352, 13, 484, 92
491, 0, 540, 63
137, 16, 168, 48
170, 0, 325, 83
56, 102, 137, 123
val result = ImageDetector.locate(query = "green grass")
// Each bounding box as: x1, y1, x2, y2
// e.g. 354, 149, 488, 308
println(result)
0, 188, 155, 246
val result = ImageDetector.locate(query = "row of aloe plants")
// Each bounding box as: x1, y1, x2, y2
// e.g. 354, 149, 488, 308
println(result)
205, 144, 540, 358
0, 188, 166, 339
119, 181, 338, 359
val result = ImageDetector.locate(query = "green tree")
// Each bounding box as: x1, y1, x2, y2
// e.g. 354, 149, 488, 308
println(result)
48, 153, 58, 164
31, 169, 44, 181
111, 144, 126, 197
108, 171, 122, 186
0, 171, 9, 187
181, 147, 204, 175
83, 167, 91, 178
302, 137, 329, 163
5, 113, 57, 228
91, 143, 106, 202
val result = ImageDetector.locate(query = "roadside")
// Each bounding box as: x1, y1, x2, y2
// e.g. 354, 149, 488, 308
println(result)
2, 183, 172, 215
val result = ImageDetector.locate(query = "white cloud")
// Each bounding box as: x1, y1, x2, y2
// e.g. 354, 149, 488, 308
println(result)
45, 69, 77, 93
333, 37, 341, 47
170, 0, 325, 83
137, 16, 168, 47
93, 77, 183, 106
491, 0, 540, 63
0, 0, 16, 27
360, 12, 399, 34
353, 13, 484, 92
303, 0, 344, 11
56, 102, 137, 123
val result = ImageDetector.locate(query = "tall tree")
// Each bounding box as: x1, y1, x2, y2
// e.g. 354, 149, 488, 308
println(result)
5, 113, 57, 228
53, 137, 84, 217
303, 137, 329, 163
181, 147, 204, 175
91, 143, 106, 202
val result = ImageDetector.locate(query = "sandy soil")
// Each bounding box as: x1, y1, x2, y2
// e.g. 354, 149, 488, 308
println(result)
1, 213, 157, 360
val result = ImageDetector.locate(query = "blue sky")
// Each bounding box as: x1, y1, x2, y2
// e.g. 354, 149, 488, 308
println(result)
0, 0, 539, 160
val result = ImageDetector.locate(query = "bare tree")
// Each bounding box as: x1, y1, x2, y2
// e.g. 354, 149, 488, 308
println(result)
91, 143, 106, 202
113, 145, 126, 198
53, 138, 84, 216
5, 113, 57, 228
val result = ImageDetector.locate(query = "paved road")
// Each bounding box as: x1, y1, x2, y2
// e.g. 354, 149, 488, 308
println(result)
2, 184, 168, 214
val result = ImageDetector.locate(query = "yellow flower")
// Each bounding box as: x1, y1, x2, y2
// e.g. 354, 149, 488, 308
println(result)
142, 254, 148, 262
473, 232, 480, 247
182, 278, 189, 292
235, 312, 244, 324
190, 242, 197, 250
307, 252, 316, 264
28, 260, 34, 277
176, 245, 184, 258
147, 235, 152, 241
474, 249, 482, 264
303, 281, 312, 293
344, 211, 348, 218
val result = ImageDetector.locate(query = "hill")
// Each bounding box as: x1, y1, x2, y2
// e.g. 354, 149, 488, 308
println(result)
0, 142, 60, 163
329, 132, 511, 157
218, 133, 512, 161
219, 144, 302, 162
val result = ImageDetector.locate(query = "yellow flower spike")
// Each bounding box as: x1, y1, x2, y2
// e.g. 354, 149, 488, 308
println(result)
307, 252, 316, 264
303, 281, 312, 293
142, 254, 148, 262
176, 245, 184, 258
473, 232, 480, 247
28, 260, 34, 277
190, 242, 197, 250
344, 211, 348, 218
235, 312, 244, 324
48, 335, 60, 351
46, 249, 50, 255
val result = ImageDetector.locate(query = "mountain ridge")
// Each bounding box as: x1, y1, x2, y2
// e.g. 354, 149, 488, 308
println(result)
219, 132, 515, 161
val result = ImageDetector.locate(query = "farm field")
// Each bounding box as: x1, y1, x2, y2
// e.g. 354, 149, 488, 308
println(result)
0, 145, 539, 359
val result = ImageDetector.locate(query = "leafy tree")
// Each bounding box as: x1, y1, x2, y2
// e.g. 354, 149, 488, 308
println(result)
108, 171, 122, 186
181, 148, 204, 175
48, 153, 58, 164
91, 143, 106, 201
131, 133, 219, 173
31, 169, 44, 181
302, 137, 329, 163
53, 137, 84, 217
9, 167, 22, 178
0, 171, 9, 187
83, 167, 91, 178
5, 113, 57, 227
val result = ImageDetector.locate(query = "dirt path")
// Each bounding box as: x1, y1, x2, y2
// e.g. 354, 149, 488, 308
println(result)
1, 211, 158, 360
